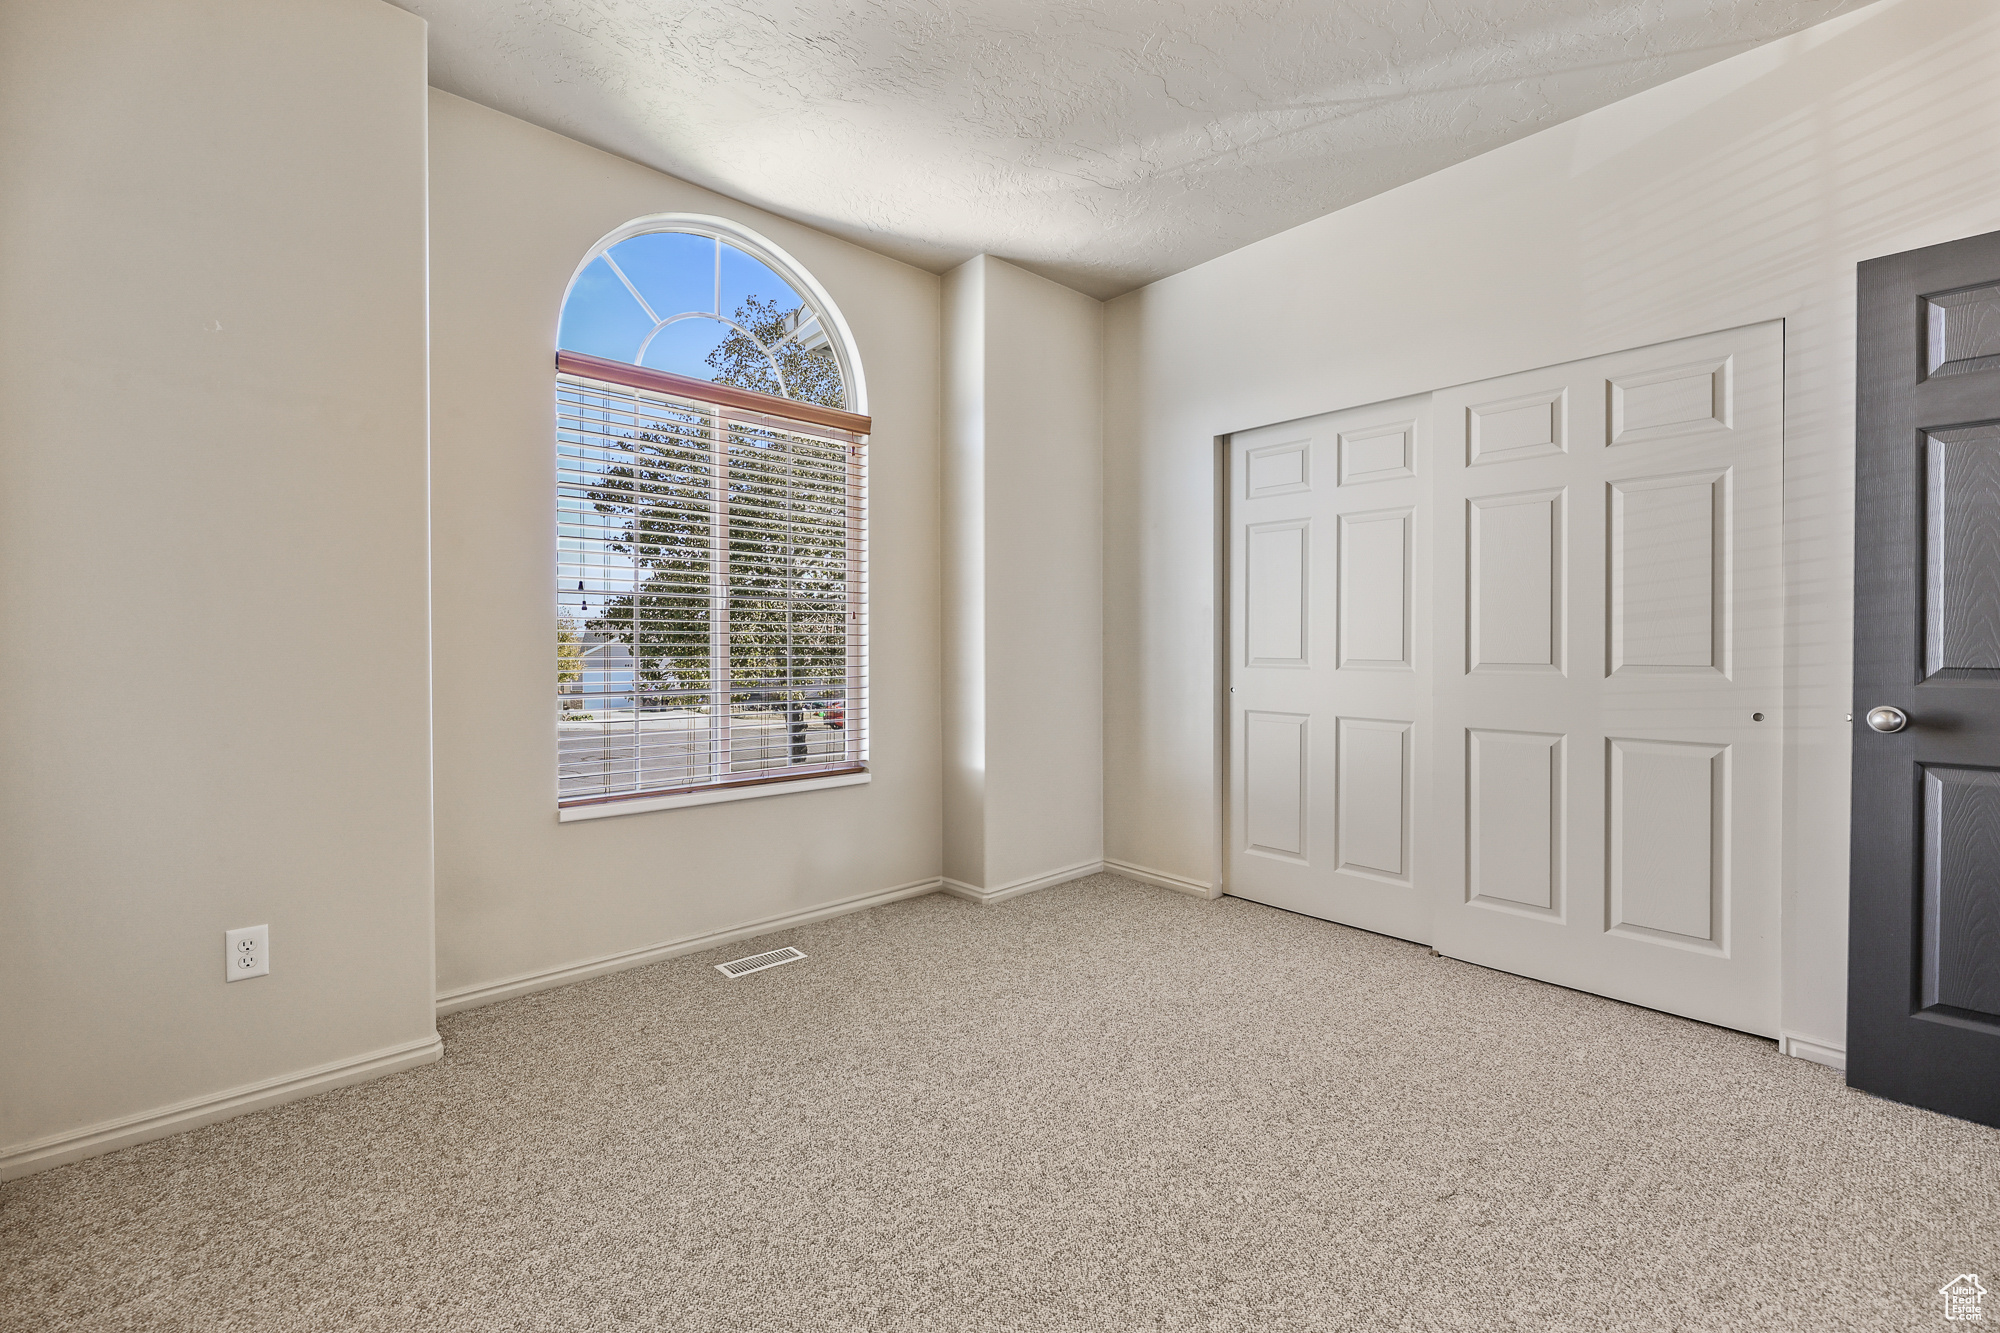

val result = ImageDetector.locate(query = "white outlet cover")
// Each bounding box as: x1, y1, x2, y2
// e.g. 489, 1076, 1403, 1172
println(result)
226, 924, 269, 982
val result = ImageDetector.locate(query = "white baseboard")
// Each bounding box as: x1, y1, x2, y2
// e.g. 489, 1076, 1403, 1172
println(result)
941, 858, 1107, 906
1780, 1032, 1846, 1070
0, 1032, 443, 1182
2, 861, 1222, 1182
435, 876, 944, 1015
1102, 857, 1215, 899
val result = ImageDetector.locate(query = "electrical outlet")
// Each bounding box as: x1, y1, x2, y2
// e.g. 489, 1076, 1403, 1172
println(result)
225, 925, 269, 982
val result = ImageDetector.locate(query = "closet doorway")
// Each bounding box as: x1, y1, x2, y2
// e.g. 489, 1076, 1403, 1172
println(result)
1226, 323, 1784, 1036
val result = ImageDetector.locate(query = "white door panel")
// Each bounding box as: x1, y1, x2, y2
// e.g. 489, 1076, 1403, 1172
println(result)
1466, 727, 1564, 916
1335, 717, 1412, 882
1245, 521, 1311, 666
1244, 711, 1310, 861
1467, 490, 1564, 672
1608, 471, 1726, 674
1228, 395, 1433, 943
1338, 509, 1413, 669
1430, 321, 1783, 1035
1607, 737, 1725, 945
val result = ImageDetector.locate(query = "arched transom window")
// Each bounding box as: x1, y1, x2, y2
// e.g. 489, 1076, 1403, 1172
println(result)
554, 219, 869, 816
559, 224, 853, 410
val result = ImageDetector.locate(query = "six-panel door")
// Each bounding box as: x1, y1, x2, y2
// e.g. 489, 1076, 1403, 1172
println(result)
1228, 396, 1433, 943
1427, 323, 1785, 1036
1850, 229, 2000, 1127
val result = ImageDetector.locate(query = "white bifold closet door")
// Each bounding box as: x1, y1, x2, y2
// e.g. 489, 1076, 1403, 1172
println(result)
1227, 394, 1433, 944
1429, 322, 1784, 1035
1225, 322, 1784, 1038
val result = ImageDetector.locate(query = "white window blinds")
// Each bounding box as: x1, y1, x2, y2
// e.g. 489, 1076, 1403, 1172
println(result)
555, 352, 867, 808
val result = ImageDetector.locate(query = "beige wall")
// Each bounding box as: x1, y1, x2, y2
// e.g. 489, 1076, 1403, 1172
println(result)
941, 257, 1105, 894
941, 260, 988, 889
0, 0, 437, 1172
1103, 0, 2000, 1050
427, 92, 943, 1005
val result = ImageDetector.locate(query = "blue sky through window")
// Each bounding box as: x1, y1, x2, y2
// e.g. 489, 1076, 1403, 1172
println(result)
559, 231, 812, 384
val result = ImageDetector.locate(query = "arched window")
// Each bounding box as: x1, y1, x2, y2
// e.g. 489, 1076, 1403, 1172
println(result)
554, 218, 869, 815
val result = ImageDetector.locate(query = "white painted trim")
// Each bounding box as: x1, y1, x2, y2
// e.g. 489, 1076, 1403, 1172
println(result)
1779, 1032, 1846, 1071
0, 1033, 443, 1182
558, 770, 870, 821
941, 858, 1107, 905
1103, 857, 1216, 899
436, 875, 943, 1014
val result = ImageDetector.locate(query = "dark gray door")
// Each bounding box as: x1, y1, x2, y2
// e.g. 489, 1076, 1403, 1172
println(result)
1851, 227, 2000, 1126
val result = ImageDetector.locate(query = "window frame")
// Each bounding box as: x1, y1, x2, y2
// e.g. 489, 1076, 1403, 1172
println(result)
554, 218, 870, 820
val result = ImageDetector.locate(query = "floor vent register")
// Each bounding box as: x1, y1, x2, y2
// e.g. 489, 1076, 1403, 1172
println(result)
714, 946, 806, 978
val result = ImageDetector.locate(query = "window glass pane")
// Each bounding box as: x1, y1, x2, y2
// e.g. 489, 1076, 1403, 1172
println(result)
557, 256, 655, 363
725, 423, 853, 772
718, 244, 798, 322
639, 314, 734, 381
607, 230, 717, 318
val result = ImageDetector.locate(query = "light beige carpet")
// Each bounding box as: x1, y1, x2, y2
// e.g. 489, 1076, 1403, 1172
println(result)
4, 874, 1997, 1332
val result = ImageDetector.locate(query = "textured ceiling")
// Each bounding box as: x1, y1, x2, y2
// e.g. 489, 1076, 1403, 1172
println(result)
397, 0, 1871, 298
